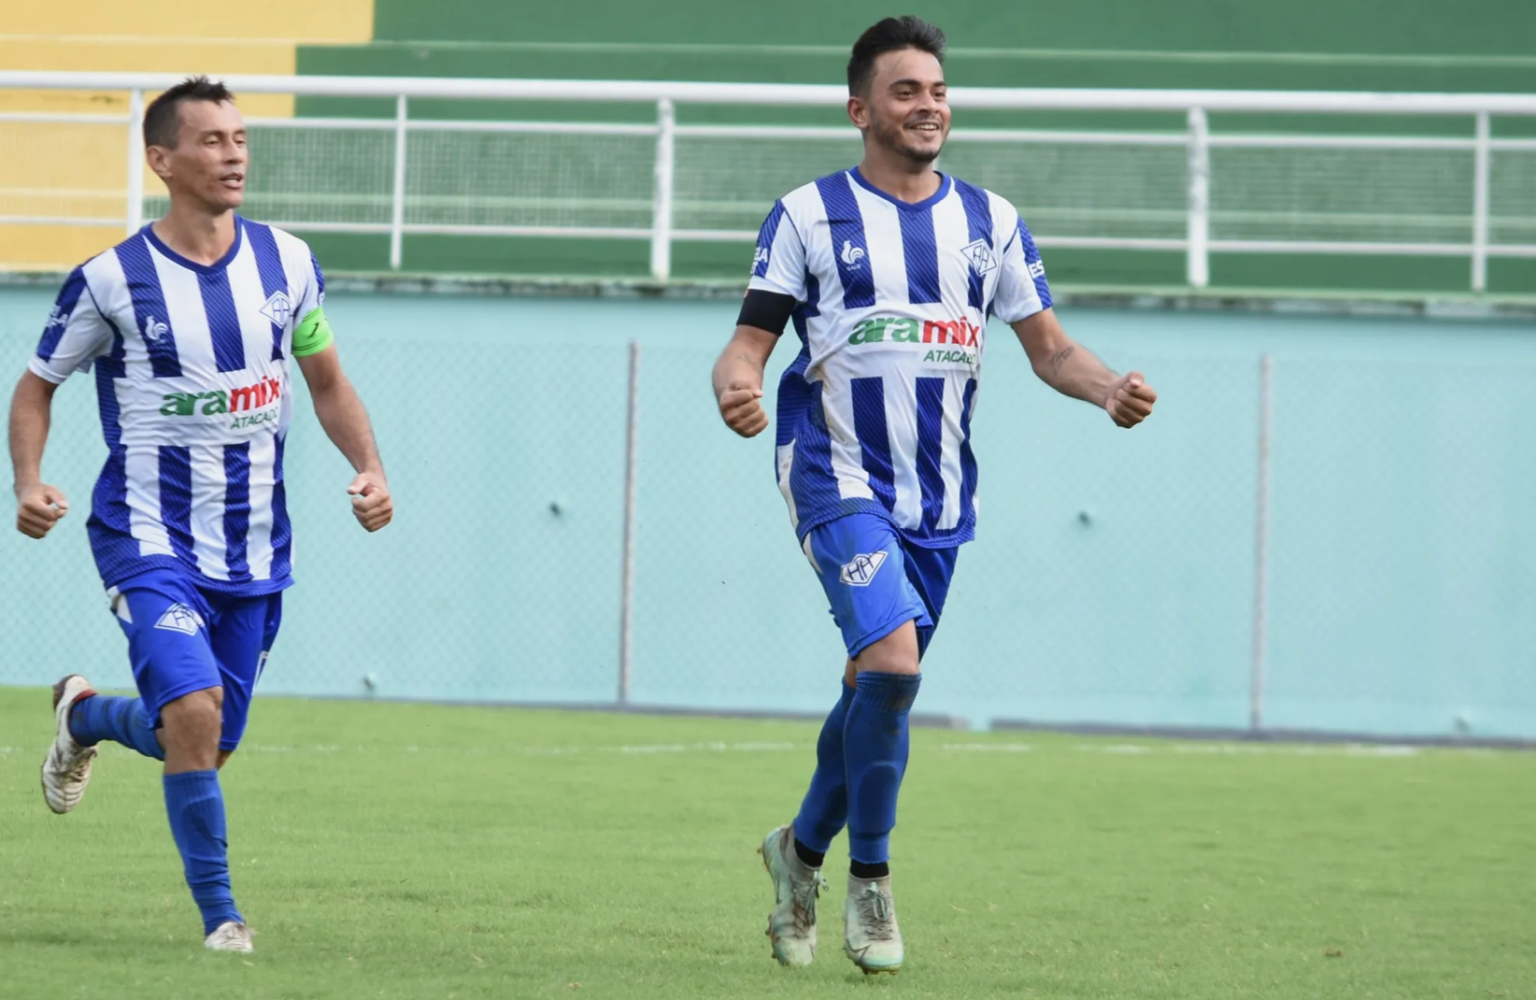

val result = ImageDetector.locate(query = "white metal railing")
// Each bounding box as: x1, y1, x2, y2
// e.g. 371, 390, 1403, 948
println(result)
4, 71, 1536, 290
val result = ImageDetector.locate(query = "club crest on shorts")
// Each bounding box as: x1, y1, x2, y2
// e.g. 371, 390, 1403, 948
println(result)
840, 551, 888, 587
154, 603, 205, 636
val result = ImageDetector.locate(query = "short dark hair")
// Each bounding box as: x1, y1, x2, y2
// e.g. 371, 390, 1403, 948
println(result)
847, 16, 946, 96
143, 76, 236, 149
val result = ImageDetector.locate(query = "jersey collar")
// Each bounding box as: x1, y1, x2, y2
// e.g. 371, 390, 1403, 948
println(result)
848, 166, 951, 212
140, 216, 245, 275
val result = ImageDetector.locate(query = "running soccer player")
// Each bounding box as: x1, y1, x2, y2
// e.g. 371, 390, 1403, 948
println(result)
11, 77, 393, 952
712, 17, 1157, 974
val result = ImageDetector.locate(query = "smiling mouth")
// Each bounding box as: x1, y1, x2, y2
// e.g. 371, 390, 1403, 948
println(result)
219, 173, 245, 187
907, 121, 943, 135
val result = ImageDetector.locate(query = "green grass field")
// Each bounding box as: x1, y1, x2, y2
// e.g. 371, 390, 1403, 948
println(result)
2, 690, 1532, 1000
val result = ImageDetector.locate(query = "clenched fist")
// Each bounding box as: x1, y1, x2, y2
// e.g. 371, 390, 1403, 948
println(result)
15, 482, 68, 539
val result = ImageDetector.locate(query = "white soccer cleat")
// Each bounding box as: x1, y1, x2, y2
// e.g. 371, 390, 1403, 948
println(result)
759, 824, 827, 967
844, 874, 904, 974
41, 674, 98, 815
205, 921, 255, 952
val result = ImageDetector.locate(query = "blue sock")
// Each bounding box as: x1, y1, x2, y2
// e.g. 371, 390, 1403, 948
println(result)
69, 695, 165, 760
792, 681, 856, 855
162, 770, 242, 935
844, 671, 922, 866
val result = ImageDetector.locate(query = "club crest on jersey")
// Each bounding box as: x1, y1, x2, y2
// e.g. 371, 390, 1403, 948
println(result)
154, 603, 205, 636
259, 290, 293, 327
839, 551, 888, 587
961, 238, 998, 276
840, 240, 867, 268
142, 315, 169, 342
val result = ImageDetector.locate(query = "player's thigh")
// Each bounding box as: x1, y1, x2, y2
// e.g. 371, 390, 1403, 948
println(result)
112, 577, 221, 728
804, 513, 929, 663
207, 592, 283, 753
901, 543, 960, 660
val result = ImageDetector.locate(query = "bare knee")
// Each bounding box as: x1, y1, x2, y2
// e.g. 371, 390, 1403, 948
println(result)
160, 688, 224, 773
850, 620, 921, 677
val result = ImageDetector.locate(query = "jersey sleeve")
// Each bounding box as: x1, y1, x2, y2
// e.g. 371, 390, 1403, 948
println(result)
746, 200, 808, 301
991, 216, 1054, 324
28, 267, 112, 384
290, 250, 334, 358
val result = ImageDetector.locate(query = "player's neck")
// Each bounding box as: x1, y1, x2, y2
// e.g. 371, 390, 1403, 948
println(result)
151, 204, 239, 266
855, 153, 942, 205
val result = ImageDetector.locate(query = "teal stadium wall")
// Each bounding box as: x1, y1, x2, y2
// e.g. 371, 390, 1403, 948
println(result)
2, 287, 1533, 737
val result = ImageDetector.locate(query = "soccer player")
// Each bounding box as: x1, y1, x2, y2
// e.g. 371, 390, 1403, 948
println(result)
10, 77, 393, 952
712, 17, 1158, 975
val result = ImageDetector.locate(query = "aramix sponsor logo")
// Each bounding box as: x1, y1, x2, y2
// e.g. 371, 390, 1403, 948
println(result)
847, 316, 981, 365
160, 375, 282, 429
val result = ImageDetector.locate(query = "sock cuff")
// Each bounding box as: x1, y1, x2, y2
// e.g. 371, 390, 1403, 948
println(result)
854, 671, 922, 712
163, 769, 219, 791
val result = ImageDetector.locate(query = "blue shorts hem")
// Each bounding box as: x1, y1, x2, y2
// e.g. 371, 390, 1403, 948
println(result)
844, 610, 929, 661
140, 678, 222, 728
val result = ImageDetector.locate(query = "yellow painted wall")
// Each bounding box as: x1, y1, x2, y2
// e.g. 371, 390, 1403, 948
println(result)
1, 0, 373, 269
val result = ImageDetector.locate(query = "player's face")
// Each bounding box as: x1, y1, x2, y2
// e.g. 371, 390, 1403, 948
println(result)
854, 48, 950, 165
153, 100, 248, 213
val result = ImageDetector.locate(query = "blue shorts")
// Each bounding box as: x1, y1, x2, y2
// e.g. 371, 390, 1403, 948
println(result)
108, 569, 283, 752
803, 513, 959, 660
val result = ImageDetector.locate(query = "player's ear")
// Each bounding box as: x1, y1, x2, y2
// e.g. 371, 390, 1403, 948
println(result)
847, 95, 870, 131
146, 145, 174, 183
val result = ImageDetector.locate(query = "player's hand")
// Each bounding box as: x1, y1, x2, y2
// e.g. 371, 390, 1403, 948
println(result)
347, 473, 393, 532
1105, 371, 1157, 428
718, 380, 769, 438
15, 482, 68, 539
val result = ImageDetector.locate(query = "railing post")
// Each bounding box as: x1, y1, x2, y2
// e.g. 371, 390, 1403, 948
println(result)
650, 98, 675, 282
1186, 107, 1210, 289
389, 94, 408, 271
125, 88, 145, 235
618, 339, 640, 705
1250, 353, 1274, 732
1471, 111, 1491, 293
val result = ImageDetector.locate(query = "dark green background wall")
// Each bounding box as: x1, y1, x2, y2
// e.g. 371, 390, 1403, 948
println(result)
290, 0, 1536, 294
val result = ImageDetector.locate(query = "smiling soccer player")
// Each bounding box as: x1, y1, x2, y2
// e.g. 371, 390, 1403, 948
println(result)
10, 76, 393, 952
712, 17, 1159, 974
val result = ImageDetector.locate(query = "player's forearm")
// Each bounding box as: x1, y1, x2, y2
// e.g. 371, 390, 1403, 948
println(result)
8, 373, 54, 492
712, 346, 765, 401
310, 380, 385, 478
1032, 340, 1118, 408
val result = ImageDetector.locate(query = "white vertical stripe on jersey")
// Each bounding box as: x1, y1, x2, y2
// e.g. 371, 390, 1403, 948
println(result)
882, 377, 923, 529
188, 444, 231, 580
244, 433, 278, 581
937, 376, 967, 531
149, 246, 217, 373
775, 443, 799, 531
225, 246, 280, 367
930, 194, 976, 312
851, 186, 910, 307
816, 365, 876, 503
123, 445, 174, 558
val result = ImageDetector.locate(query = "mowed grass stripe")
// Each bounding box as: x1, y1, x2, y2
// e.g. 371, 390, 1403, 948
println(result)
2, 690, 1532, 1000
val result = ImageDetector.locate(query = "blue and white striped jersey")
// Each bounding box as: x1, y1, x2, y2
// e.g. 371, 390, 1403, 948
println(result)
31, 219, 331, 595
748, 167, 1052, 547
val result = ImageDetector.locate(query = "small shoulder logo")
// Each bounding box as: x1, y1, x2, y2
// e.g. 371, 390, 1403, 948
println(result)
960, 238, 997, 276
142, 315, 169, 343
259, 290, 293, 327
752, 246, 771, 267
1027, 260, 1047, 279
44, 306, 70, 331
840, 240, 867, 268
154, 603, 205, 636
839, 551, 888, 587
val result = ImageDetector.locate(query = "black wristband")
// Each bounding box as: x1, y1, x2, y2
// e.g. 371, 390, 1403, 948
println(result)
737, 289, 797, 335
